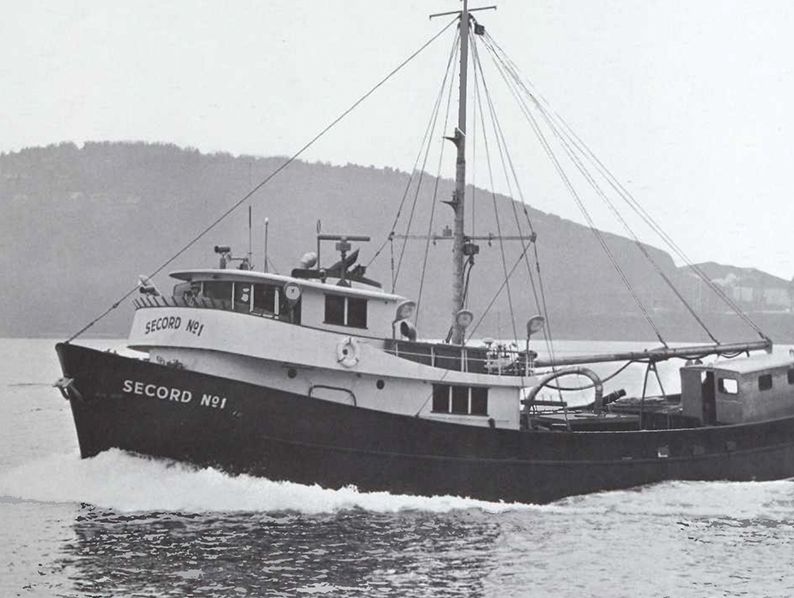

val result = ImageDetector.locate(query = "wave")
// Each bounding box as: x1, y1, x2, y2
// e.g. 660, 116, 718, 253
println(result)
552, 477, 794, 521
3, 449, 791, 518
0, 449, 531, 515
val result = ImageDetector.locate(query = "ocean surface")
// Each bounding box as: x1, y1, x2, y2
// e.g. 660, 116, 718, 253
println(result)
1, 338, 793, 597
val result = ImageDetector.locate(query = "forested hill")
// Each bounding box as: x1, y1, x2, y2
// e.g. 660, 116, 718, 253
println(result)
2, 141, 790, 341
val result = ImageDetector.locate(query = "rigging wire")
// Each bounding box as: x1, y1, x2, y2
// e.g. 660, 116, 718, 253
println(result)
367, 29, 460, 277
484, 33, 766, 340
481, 37, 719, 344
466, 241, 534, 340
393, 30, 461, 290
476, 36, 668, 347
389, 234, 396, 291
461, 256, 475, 306
470, 49, 521, 348
416, 36, 460, 328
470, 35, 479, 238
66, 17, 458, 343
470, 31, 560, 367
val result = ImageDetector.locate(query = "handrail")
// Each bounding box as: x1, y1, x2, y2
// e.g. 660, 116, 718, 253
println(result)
384, 337, 771, 377
133, 293, 283, 320
383, 339, 528, 376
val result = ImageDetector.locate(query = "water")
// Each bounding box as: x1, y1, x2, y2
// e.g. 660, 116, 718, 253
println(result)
2, 338, 794, 597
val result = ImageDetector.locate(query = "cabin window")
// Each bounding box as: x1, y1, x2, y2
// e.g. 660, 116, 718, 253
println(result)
758, 374, 773, 391
324, 295, 346, 326
718, 378, 738, 395
451, 386, 469, 414
202, 281, 233, 306
788, 369, 794, 385
173, 282, 190, 298
348, 298, 368, 328
253, 283, 279, 315
431, 384, 489, 416
432, 384, 450, 413
173, 282, 201, 304
471, 387, 489, 415
324, 294, 368, 329
233, 283, 252, 312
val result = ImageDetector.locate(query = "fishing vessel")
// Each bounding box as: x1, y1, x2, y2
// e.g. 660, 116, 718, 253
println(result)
55, 3, 794, 504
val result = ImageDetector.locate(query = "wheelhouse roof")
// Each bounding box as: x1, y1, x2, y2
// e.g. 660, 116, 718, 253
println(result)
687, 353, 794, 375
170, 269, 406, 302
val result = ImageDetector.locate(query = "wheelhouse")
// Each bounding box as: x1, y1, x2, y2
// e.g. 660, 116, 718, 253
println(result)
163, 269, 406, 338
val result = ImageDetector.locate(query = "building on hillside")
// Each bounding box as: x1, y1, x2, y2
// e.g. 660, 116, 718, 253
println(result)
679, 263, 792, 313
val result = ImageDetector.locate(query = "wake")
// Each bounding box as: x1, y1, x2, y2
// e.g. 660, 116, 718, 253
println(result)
0, 449, 531, 515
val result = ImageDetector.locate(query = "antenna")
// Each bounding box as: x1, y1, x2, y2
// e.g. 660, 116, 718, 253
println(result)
263, 217, 270, 273
248, 205, 253, 268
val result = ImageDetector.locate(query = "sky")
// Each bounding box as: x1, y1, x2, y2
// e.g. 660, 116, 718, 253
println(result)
4, 0, 794, 279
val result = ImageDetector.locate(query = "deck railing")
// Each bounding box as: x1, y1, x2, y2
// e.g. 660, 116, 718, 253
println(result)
383, 339, 533, 376
134, 294, 232, 310
134, 295, 531, 375
132, 294, 289, 321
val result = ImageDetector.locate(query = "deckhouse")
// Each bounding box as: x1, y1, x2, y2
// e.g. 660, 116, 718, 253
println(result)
166, 268, 405, 339
681, 354, 794, 424
127, 238, 533, 431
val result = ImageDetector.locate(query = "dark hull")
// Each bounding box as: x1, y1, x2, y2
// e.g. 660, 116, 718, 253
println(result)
56, 343, 794, 504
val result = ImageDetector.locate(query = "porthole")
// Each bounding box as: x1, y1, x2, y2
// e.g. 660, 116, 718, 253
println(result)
287, 368, 297, 379
376, 379, 385, 390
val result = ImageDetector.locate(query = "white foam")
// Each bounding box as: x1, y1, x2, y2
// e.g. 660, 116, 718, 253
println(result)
0, 449, 531, 514
553, 478, 794, 520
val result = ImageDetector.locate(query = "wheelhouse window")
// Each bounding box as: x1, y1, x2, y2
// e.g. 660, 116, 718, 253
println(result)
234, 283, 252, 312
348, 297, 368, 328
203, 281, 233, 307
718, 378, 738, 395
324, 295, 345, 325
451, 386, 469, 414
252, 283, 279, 315
431, 384, 489, 416
173, 281, 201, 303
788, 369, 794, 385
324, 294, 368, 329
432, 385, 450, 413
470, 387, 488, 415
759, 374, 773, 391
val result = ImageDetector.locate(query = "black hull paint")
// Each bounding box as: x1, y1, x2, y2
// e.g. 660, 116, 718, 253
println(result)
56, 343, 794, 504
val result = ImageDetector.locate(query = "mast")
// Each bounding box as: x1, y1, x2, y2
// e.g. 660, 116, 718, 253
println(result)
450, 0, 470, 344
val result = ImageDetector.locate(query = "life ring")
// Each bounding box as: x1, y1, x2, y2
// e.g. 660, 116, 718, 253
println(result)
336, 336, 360, 368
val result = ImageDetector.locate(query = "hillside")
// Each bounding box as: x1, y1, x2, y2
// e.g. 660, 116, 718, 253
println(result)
2, 142, 791, 342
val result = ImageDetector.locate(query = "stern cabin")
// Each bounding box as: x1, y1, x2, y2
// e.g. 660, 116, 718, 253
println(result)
681, 354, 794, 424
